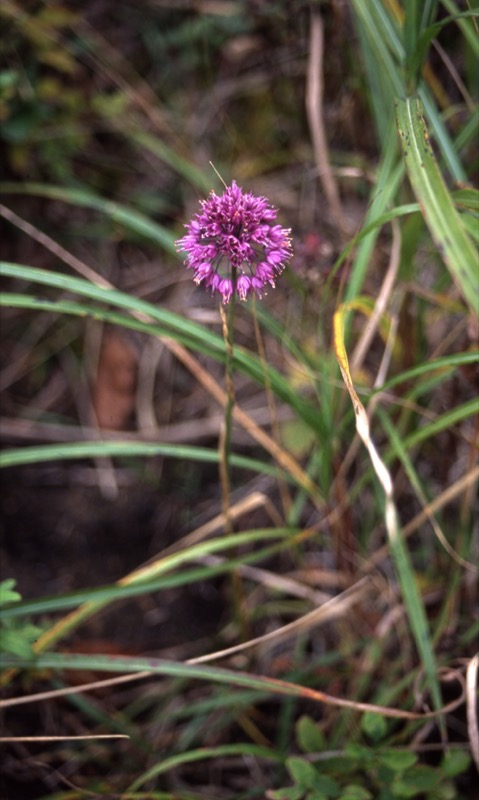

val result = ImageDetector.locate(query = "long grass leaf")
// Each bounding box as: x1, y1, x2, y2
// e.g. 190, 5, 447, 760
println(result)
395, 97, 478, 314
0, 439, 276, 476
1, 652, 449, 720
351, 0, 466, 179
127, 744, 280, 791
0, 538, 296, 621
0, 182, 177, 253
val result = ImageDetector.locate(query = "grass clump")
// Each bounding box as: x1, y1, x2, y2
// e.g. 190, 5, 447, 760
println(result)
0, 1, 477, 797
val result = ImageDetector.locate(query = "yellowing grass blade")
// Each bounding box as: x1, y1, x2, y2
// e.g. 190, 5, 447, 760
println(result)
395, 97, 478, 315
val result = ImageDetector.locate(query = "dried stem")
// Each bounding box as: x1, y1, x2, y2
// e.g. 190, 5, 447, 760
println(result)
306, 8, 349, 239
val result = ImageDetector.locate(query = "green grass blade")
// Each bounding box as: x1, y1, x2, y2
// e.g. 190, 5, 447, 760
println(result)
387, 526, 444, 716
0, 539, 295, 621
1, 651, 442, 720
395, 97, 478, 314
412, 10, 479, 83
351, 0, 466, 179
128, 130, 213, 193
0, 182, 177, 253
344, 126, 404, 304
376, 350, 478, 393
0, 439, 275, 477
127, 744, 280, 791
0, 262, 322, 434
404, 0, 423, 90
0, 441, 282, 479
402, 397, 479, 450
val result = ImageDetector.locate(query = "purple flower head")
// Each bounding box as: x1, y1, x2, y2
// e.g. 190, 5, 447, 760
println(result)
176, 181, 292, 303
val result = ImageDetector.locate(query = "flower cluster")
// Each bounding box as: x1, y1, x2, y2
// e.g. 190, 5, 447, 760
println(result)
176, 181, 292, 303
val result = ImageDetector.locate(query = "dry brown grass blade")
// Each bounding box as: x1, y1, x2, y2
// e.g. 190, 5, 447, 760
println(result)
351, 219, 401, 373
0, 204, 111, 289
306, 7, 348, 238
0, 671, 151, 709
187, 578, 369, 665
0, 735, 128, 742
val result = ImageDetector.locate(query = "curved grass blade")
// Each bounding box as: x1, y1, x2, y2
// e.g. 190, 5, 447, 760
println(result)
127, 743, 280, 792
0, 439, 276, 476
395, 97, 478, 314
0, 538, 296, 621
0, 262, 321, 434
0, 530, 295, 687
127, 130, 213, 193
1, 652, 451, 721
410, 10, 479, 85
0, 182, 177, 253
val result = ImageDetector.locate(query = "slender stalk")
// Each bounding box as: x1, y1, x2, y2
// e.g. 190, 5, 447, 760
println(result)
219, 268, 249, 640
219, 288, 236, 536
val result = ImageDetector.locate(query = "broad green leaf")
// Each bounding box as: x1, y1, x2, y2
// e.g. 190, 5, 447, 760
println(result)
0, 623, 42, 658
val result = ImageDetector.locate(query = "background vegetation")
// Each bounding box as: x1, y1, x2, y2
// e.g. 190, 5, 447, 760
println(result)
0, 1, 478, 798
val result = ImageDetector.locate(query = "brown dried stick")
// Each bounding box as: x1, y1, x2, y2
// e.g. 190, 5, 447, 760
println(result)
306, 8, 348, 238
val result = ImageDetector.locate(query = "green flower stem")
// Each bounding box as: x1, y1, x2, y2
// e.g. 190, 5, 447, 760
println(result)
219, 268, 249, 640
219, 283, 236, 536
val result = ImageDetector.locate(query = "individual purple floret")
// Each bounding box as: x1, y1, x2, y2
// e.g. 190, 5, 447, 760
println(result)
176, 181, 292, 303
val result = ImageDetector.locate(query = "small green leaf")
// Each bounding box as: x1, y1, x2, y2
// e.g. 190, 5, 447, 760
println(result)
391, 765, 440, 797
431, 781, 458, 800
287, 758, 320, 790
345, 744, 375, 764
0, 579, 21, 606
440, 750, 471, 778
378, 750, 418, 771
297, 716, 326, 753
268, 788, 304, 800
361, 712, 388, 743
310, 774, 340, 797
339, 785, 373, 800
0, 623, 41, 658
